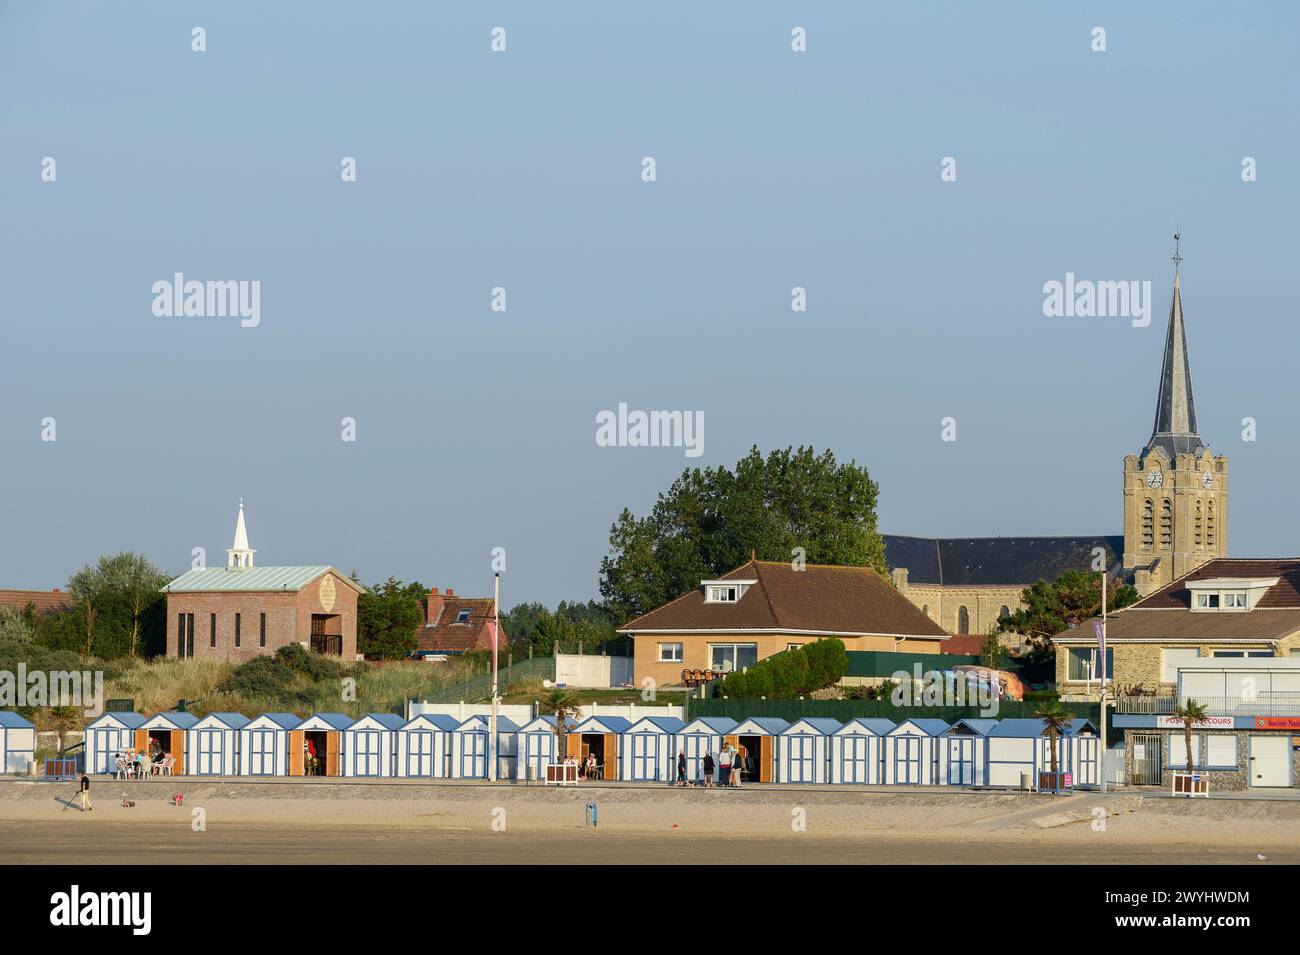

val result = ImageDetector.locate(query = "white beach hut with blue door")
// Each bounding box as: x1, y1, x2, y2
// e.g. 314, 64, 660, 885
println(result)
672, 717, 737, 785
516, 715, 564, 782
778, 718, 840, 784
292, 713, 352, 776
450, 714, 519, 779
187, 712, 250, 776
985, 718, 1084, 787
238, 713, 299, 776
397, 713, 458, 778
565, 715, 632, 781
139, 710, 200, 775
727, 717, 789, 783
882, 719, 948, 785
829, 718, 894, 785
1066, 719, 1100, 786
84, 711, 146, 774
344, 713, 404, 777
939, 719, 996, 786
621, 716, 685, 782
0, 711, 36, 774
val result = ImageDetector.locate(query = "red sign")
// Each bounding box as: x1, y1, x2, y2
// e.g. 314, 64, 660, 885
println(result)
1254, 717, 1300, 731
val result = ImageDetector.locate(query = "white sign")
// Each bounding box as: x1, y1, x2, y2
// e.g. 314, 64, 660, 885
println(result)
1155, 715, 1234, 729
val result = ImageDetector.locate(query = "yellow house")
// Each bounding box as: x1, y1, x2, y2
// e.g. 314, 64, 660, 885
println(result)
620, 559, 947, 688
1054, 558, 1300, 701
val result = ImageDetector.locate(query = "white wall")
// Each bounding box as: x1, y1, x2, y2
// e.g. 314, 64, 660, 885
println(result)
555, 654, 634, 688
409, 700, 683, 722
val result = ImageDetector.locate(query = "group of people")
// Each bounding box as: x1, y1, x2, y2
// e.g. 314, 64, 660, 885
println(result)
113, 737, 169, 779
561, 752, 602, 779
675, 743, 748, 787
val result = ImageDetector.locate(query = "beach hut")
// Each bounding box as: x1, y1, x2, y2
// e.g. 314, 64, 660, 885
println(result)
673, 717, 737, 785
565, 715, 632, 781
778, 718, 841, 784
186, 712, 250, 776
621, 716, 685, 783
397, 714, 459, 779
883, 719, 948, 785
830, 718, 894, 785
343, 713, 404, 778
1066, 719, 1100, 787
239, 713, 300, 776
0, 711, 36, 774
140, 711, 200, 774
450, 714, 520, 779
290, 713, 352, 777
726, 717, 789, 784
84, 712, 147, 774
515, 715, 564, 782
939, 719, 996, 786
986, 718, 1075, 788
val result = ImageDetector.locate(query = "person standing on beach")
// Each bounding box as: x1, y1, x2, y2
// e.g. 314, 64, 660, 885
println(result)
676, 749, 687, 787
78, 773, 92, 811
718, 746, 731, 787
702, 750, 715, 788
732, 746, 744, 787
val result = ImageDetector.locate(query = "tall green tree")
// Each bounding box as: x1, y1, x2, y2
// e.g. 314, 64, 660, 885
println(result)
357, 577, 426, 659
599, 446, 887, 620
67, 552, 169, 658
100, 553, 170, 657
1002, 570, 1139, 652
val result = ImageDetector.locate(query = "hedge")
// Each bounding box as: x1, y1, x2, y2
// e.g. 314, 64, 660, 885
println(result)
716, 638, 848, 699
688, 697, 1100, 725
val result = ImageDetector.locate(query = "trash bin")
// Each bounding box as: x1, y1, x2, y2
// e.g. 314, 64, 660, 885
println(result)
1020, 772, 1030, 791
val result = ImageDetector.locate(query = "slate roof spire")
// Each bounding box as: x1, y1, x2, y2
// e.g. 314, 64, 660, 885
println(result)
1145, 233, 1206, 462
227, 498, 256, 569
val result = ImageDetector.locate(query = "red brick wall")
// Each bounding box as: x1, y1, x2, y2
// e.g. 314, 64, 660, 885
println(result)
165, 571, 358, 662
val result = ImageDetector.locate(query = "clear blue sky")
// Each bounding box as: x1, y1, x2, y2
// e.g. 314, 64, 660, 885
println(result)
2, 2, 1297, 606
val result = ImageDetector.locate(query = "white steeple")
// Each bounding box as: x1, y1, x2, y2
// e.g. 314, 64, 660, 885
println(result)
226, 498, 256, 569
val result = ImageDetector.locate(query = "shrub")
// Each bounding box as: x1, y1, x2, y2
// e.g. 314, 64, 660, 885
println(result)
717, 638, 848, 699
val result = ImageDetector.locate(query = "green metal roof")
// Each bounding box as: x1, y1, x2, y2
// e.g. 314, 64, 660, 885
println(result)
162, 565, 363, 594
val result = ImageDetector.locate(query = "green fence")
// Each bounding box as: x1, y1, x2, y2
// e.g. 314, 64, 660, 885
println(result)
844, 650, 979, 678
416, 656, 555, 704
688, 697, 1099, 725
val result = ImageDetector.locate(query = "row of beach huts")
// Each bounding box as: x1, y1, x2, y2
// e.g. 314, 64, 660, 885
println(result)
68, 709, 1102, 788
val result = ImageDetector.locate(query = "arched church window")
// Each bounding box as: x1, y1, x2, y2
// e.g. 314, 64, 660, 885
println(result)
1142, 499, 1154, 548
957, 606, 970, 634
1160, 499, 1172, 547
1194, 500, 1203, 547
1207, 500, 1216, 548
999, 605, 1010, 621
921, 604, 929, 617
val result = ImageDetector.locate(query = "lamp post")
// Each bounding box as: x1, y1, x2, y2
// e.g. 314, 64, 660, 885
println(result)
1098, 571, 1108, 794
489, 571, 500, 782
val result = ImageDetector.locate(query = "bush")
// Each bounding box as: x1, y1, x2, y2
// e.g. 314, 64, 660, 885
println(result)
718, 638, 848, 699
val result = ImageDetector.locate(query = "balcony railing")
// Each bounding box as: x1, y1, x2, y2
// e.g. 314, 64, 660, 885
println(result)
1115, 692, 1300, 717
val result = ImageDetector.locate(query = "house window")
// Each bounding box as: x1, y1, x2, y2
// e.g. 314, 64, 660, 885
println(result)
786, 643, 803, 652
1067, 648, 1113, 681
1211, 650, 1273, 658
235, 612, 241, 648
210, 613, 217, 649
709, 643, 759, 673
1141, 499, 1154, 548
706, 585, 739, 603
1196, 593, 1220, 609
1160, 648, 1198, 684
1224, 592, 1246, 608
259, 612, 266, 648
957, 606, 970, 634
658, 643, 683, 663
1167, 734, 1236, 770
177, 614, 185, 656
455, 609, 472, 624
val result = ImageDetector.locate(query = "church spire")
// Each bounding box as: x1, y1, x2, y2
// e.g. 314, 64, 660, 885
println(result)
1144, 233, 1206, 462
226, 498, 256, 569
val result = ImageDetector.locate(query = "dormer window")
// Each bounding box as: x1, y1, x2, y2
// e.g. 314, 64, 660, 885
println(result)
708, 585, 739, 603
455, 609, 472, 624
701, 578, 756, 603
1187, 578, 1277, 613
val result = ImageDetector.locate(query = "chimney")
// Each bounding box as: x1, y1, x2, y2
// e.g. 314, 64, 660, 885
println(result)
445, 588, 455, 597
426, 587, 445, 626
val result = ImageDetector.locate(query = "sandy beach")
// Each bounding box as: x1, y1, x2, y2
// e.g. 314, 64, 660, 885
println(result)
3, 779, 1297, 864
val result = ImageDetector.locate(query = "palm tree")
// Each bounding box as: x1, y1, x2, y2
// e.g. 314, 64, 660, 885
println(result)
1172, 698, 1208, 775
543, 689, 579, 763
1034, 701, 1074, 775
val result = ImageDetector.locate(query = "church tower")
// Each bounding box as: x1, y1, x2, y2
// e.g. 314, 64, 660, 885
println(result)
226, 498, 256, 569
1122, 238, 1228, 595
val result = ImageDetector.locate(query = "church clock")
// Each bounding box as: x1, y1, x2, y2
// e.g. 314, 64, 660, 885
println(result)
1146, 468, 1163, 489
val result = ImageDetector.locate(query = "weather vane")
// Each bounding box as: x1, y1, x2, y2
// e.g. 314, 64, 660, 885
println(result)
1172, 231, 1182, 271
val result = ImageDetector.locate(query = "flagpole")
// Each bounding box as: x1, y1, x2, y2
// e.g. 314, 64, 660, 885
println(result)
1099, 569, 1108, 794
489, 571, 500, 782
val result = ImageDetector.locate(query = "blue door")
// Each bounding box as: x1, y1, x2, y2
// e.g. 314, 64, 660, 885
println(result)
196, 729, 223, 775
681, 734, 710, 783
946, 737, 974, 785
523, 732, 552, 780
895, 737, 922, 784
249, 729, 277, 775
406, 731, 433, 777
354, 730, 382, 776
841, 736, 871, 784
630, 734, 658, 780
788, 735, 816, 783
461, 731, 487, 777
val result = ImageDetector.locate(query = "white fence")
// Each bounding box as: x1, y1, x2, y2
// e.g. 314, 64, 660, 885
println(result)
554, 654, 634, 689
408, 700, 684, 722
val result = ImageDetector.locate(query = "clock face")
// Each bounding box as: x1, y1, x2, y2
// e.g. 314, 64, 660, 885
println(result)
1146, 468, 1164, 489
1201, 471, 1214, 490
